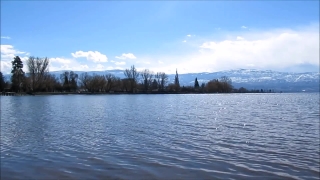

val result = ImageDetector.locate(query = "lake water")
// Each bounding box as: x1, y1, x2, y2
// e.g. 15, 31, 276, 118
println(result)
1, 93, 319, 180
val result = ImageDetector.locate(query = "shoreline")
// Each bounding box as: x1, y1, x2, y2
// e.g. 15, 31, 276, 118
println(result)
1, 91, 287, 96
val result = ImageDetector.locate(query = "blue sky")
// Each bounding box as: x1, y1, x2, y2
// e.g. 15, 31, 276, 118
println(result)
1, 1, 319, 74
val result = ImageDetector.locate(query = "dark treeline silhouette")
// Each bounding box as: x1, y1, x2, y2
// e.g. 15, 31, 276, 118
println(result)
1, 56, 276, 94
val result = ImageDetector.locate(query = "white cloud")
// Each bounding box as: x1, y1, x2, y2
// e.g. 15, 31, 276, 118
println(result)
241, 26, 247, 29
114, 61, 126, 65
96, 64, 105, 70
81, 65, 89, 69
48, 57, 78, 72
48, 56, 93, 72
1, 24, 318, 75
1, 36, 11, 39
0, 61, 11, 75
1, 45, 26, 56
236, 36, 245, 41
49, 63, 90, 72
199, 32, 318, 70
187, 34, 191, 37
57, 64, 71, 71
105, 66, 125, 70
49, 57, 72, 64
136, 61, 151, 65
0, 45, 29, 74
71, 51, 108, 62
137, 23, 319, 74
115, 53, 137, 60
182, 40, 187, 43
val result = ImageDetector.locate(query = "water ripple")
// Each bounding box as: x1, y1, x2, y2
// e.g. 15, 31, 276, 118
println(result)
1, 93, 319, 179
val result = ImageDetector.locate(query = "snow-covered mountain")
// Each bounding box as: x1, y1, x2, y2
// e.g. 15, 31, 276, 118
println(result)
173, 69, 319, 92
44, 69, 320, 92
4, 69, 319, 92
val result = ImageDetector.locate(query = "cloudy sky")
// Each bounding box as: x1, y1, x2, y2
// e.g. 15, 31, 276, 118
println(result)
1, 1, 319, 75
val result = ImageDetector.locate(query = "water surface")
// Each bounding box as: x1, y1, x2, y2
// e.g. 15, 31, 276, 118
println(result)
1, 93, 319, 179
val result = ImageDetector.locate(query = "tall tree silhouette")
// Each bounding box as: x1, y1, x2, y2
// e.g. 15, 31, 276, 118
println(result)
159, 72, 168, 91
27, 56, 49, 92
11, 56, 25, 92
140, 69, 153, 92
0, 72, 6, 91
69, 71, 78, 92
194, 77, 199, 88
154, 72, 167, 90
124, 65, 140, 93
174, 68, 180, 91
60, 71, 70, 92
151, 79, 158, 90
105, 73, 117, 92
219, 76, 233, 93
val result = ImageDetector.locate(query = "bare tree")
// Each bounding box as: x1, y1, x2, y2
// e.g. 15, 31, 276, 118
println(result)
121, 78, 131, 92
60, 71, 70, 91
167, 83, 177, 92
84, 74, 106, 92
219, 76, 233, 93
205, 78, 233, 93
27, 56, 49, 92
69, 71, 78, 92
79, 72, 91, 90
43, 74, 59, 92
159, 72, 168, 91
155, 72, 161, 89
113, 77, 121, 91
105, 73, 117, 92
124, 69, 132, 80
206, 79, 220, 93
151, 79, 158, 90
140, 69, 153, 91
95, 74, 107, 92
123, 65, 140, 92
27, 56, 36, 91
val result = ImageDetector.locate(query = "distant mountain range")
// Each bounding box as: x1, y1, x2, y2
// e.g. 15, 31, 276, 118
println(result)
4, 69, 319, 92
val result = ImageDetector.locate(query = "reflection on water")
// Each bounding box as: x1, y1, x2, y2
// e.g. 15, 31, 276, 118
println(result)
1, 93, 319, 179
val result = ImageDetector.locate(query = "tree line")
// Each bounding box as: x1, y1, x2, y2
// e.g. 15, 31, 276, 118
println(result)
0, 56, 273, 94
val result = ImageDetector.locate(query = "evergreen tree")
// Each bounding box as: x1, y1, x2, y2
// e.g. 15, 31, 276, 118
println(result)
0, 72, 6, 91
174, 68, 180, 89
11, 56, 25, 92
194, 77, 199, 88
